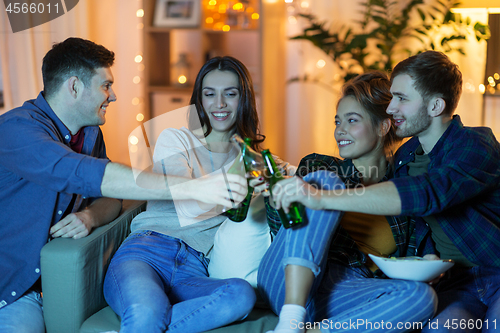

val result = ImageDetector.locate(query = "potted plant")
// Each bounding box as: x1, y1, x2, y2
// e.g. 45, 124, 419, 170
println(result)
289, 0, 490, 83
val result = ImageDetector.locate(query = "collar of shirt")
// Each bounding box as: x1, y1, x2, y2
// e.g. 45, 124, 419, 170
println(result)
32, 92, 73, 145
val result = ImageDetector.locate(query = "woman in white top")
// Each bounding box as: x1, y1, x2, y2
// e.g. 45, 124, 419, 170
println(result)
103, 56, 265, 333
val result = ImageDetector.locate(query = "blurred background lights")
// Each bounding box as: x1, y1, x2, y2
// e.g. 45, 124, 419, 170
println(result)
300, 1, 309, 8
134, 55, 143, 63
136, 9, 144, 17
129, 135, 139, 145
133, 76, 141, 84
132, 97, 140, 106
209, 0, 217, 5
178, 75, 187, 84
136, 113, 145, 122
316, 59, 326, 68
222, 24, 231, 31
479, 84, 486, 94
288, 16, 297, 24
251, 13, 259, 19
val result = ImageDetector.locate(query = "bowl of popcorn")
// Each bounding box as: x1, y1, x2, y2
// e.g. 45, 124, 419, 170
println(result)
368, 254, 455, 282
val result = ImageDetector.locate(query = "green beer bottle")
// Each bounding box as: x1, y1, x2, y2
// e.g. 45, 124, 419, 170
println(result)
223, 137, 255, 222
261, 149, 307, 229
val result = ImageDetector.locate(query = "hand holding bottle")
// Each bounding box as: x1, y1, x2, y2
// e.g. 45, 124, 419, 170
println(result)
271, 176, 324, 212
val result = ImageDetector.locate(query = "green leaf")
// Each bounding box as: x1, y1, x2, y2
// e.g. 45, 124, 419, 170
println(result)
417, 8, 426, 21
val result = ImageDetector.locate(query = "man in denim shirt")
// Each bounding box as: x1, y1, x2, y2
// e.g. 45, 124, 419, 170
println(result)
273, 51, 500, 332
0, 38, 248, 333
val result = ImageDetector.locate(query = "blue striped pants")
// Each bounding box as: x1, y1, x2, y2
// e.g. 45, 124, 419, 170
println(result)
257, 171, 437, 332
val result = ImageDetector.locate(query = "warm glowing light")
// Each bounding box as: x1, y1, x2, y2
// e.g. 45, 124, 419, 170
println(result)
284, 0, 293, 3
488, 76, 494, 83
300, 1, 309, 8
479, 84, 486, 94
222, 25, 231, 31
246, 7, 254, 13
132, 97, 140, 106
251, 13, 259, 20
316, 59, 326, 68
206, 17, 214, 24
136, 9, 144, 17
136, 113, 145, 122
178, 75, 187, 84
495, 73, 500, 80
465, 81, 475, 93
134, 55, 143, 63
288, 16, 297, 24
214, 22, 224, 30
490, 81, 496, 87
219, 4, 227, 13
209, 0, 217, 5
129, 135, 139, 145
133, 76, 141, 84
233, 3, 243, 10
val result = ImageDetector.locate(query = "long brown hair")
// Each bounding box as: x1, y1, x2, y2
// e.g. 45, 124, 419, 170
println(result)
188, 56, 264, 151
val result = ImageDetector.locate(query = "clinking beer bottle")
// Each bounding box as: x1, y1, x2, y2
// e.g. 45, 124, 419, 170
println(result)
261, 149, 307, 229
223, 137, 255, 222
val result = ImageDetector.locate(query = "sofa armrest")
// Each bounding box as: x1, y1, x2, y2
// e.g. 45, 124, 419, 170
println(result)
41, 200, 147, 333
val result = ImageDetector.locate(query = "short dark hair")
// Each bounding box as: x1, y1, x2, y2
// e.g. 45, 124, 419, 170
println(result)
339, 71, 401, 150
42, 37, 115, 100
390, 51, 462, 115
189, 56, 264, 151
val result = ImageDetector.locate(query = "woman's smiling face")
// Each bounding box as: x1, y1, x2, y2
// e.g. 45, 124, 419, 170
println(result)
201, 69, 240, 135
334, 96, 383, 160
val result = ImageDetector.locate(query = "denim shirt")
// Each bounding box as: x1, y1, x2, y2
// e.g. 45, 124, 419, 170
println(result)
392, 115, 500, 267
0, 92, 110, 307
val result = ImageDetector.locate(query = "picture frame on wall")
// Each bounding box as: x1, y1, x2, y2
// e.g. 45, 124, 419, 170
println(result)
153, 0, 200, 28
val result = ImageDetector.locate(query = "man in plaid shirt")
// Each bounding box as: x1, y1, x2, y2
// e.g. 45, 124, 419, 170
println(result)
273, 51, 500, 332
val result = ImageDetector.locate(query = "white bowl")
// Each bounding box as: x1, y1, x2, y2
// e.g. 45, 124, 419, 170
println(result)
368, 254, 455, 282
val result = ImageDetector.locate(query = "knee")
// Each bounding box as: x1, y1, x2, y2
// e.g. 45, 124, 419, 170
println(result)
407, 282, 438, 321
304, 170, 345, 190
223, 278, 257, 319
120, 303, 169, 333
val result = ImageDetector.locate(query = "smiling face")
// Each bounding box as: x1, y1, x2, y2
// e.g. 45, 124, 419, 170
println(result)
335, 96, 384, 160
201, 70, 240, 138
387, 74, 432, 138
78, 67, 116, 127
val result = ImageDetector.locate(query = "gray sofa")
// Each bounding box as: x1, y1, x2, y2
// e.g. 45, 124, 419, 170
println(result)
40, 200, 278, 333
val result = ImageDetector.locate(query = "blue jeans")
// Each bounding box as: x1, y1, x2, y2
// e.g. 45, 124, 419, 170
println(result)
422, 266, 500, 333
0, 290, 44, 333
258, 170, 437, 332
103, 231, 256, 333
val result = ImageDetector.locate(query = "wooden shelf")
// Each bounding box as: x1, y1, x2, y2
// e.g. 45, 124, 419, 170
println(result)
142, 0, 262, 121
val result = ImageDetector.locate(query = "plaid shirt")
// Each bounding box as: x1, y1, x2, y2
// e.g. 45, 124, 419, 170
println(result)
392, 115, 500, 267
265, 154, 414, 271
